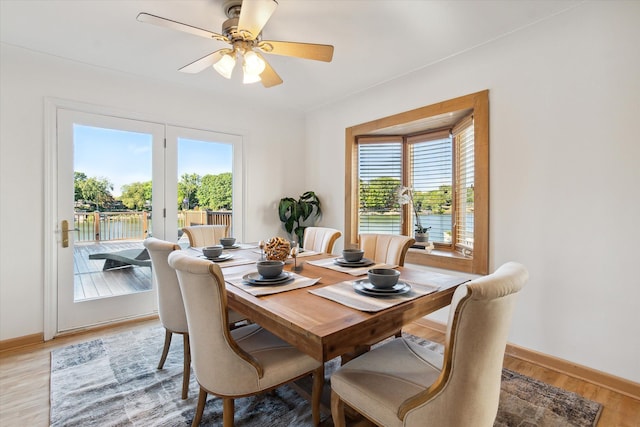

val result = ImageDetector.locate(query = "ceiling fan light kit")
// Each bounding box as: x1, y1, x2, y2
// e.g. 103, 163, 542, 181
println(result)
213, 50, 236, 79
137, 0, 334, 88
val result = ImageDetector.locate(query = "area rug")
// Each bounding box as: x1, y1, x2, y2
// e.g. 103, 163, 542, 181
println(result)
50, 327, 602, 426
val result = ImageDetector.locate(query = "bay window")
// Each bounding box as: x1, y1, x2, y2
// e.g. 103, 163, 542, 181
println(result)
345, 91, 488, 274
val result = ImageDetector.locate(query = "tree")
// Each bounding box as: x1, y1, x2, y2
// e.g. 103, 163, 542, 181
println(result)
360, 177, 401, 211
74, 171, 87, 201
424, 185, 452, 214
197, 172, 232, 210
120, 181, 152, 210
76, 175, 114, 210
177, 173, 201, 209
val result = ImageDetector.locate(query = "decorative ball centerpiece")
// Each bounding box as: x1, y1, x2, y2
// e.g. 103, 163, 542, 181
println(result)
264, 237, 291, 261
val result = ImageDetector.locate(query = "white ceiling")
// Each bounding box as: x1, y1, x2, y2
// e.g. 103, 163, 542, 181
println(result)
1, 0, 580, 112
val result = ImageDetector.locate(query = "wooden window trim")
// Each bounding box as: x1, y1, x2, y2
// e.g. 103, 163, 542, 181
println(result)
344, 90, 489, 275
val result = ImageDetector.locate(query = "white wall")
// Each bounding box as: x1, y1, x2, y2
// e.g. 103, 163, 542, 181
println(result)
305, 2, 640, 382
2, 1, 638, 384
0, 44, 305, 340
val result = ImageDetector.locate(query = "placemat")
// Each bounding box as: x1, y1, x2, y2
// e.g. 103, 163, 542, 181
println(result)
225, 266, 321, 296
306, 257, 396, 276
209, 257, 256, 268
309, 280, 440, 312
250, 249, 320, 258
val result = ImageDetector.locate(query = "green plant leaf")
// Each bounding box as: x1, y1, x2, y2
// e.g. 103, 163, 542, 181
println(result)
278, 191, 322, 239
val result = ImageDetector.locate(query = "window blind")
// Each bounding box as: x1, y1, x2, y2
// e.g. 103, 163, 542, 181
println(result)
453, 115, 474, 255
357, 138, 403, 234
408, 130, 453, 243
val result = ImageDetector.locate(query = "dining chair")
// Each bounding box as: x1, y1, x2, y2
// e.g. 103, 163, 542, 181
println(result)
143, 237, 190, 399
359, 233, 416, 266
330, 262, 529, 427
143, 237, 245, 400
182, 224, 229, 247
168, 251, 324, 427
302, 226, 342, 254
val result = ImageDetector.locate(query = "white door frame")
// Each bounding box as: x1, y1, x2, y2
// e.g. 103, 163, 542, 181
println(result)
43, 98, 244, 340
165, 125, 245, 241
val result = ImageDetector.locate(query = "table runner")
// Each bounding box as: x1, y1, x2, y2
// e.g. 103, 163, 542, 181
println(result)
306, 257, 396, 276
224, 264, 321, 296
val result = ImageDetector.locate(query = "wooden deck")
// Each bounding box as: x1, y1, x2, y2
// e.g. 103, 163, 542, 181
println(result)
74, 241, 153, 302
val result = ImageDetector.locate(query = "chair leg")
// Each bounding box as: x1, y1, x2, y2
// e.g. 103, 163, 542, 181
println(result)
192, 388, 207, 427
158, 329, 172, 369
182, 333, 191, 400
331, 390, 346, 427
311, 365, 324, 426
222, 397, 235, 427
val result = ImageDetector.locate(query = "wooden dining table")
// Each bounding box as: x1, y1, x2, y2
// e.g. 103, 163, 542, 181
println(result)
207, 245, 468, 364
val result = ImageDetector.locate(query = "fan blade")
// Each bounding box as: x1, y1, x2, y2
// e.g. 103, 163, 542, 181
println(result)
179, 49, 230, 73
258, 40, 334, 62
237, 0, 278, 39
137, 12, 228, 43
256, 52, 283, 88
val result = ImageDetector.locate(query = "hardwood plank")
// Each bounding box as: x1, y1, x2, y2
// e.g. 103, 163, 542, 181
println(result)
1, 318, 638, 427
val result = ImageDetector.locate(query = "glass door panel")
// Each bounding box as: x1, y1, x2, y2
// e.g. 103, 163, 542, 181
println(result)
57, 109, 164, 331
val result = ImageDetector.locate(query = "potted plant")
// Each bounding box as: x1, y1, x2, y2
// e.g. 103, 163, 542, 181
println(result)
278, 191, 322, 244
398, 186, 431, 242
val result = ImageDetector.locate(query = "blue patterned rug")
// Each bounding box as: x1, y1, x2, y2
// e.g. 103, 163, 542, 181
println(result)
50, 327, 602, 426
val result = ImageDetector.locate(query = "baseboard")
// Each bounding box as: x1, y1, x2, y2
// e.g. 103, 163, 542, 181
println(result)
414, 317, 640, 400
0, 315, 159, 354
0, 333, 44, 354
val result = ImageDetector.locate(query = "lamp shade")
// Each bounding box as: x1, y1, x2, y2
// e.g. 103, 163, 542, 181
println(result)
243, 50, 266, 75
243, 69, 262, 84
242, 50, 265, 84
213, 52, 236, 79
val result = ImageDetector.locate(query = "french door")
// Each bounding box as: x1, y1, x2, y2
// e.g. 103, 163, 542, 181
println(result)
56, 109, 165, 332
50, 105, 244, 336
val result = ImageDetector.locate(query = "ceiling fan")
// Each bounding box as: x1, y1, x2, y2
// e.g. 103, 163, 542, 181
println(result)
137, 0, 334, 88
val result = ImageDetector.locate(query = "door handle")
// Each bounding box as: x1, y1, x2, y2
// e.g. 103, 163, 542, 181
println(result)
61, 220, 70, 248
60, 220, 80, 247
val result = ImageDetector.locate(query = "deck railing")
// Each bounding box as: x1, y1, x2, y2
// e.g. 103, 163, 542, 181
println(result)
74, 210, 232, 242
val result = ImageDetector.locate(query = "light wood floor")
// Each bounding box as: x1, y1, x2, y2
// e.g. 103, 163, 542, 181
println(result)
1, 318, 638, 426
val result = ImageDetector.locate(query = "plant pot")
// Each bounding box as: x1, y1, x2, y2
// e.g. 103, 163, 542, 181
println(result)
415, 232, 429, 243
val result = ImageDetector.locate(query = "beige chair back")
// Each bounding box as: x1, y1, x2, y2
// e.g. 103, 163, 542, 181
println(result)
401, 262, 529, 425
168, 251, 324, 425
182, 224, 228, 247
143, 237, 186, 334
168, 251, 264, 395
359, 233, 415, 266
303, 226, 342, 253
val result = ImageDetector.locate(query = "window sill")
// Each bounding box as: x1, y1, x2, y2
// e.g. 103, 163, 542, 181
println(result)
406, 247, 486, 274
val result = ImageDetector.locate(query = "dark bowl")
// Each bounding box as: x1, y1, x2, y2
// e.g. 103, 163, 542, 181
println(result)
220, 237, 236, 247
342, 248, 365, 262
256, 260, 284, 279
202, 245, 223, 259
367, 268, 400, 289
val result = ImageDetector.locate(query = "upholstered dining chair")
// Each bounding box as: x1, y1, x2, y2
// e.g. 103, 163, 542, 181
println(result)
143, 237, 245, 400
182, 224, 229, 247
168, 251, 324, 427
143, 237, 190, 399
302, 226, 342, 254
359, 233, 416, 266
330, 262, 529, 427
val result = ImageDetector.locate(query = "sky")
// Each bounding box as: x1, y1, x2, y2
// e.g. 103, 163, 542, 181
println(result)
74, 125, 232, 197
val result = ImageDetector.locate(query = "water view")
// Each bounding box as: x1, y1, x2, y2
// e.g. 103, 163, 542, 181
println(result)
359, 213, 473, 243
